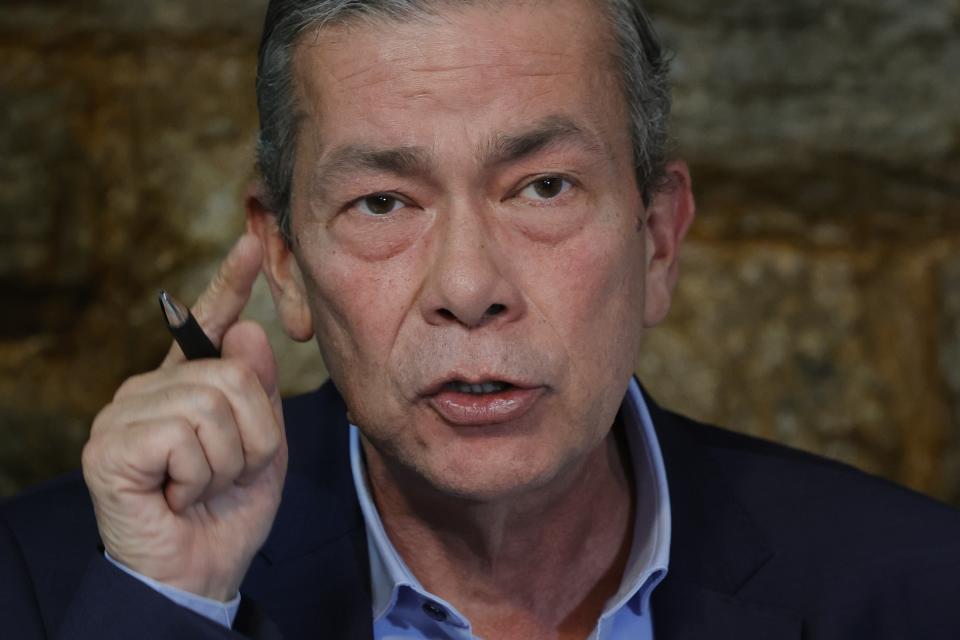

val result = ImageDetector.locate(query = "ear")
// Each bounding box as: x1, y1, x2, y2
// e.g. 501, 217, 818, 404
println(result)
245, 183, 315, 342
642, 160, 696, 327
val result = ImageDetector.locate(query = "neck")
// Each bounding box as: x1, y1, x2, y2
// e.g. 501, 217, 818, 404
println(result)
362, 418, 635, 639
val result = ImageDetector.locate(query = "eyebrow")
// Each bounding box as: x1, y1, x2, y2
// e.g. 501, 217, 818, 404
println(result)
319, 145, 434, 182
312, 115, 607, 193
481, 115, 607, 167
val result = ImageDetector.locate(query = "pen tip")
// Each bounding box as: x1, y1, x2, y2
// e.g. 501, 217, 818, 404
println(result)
159, 290, 189, 328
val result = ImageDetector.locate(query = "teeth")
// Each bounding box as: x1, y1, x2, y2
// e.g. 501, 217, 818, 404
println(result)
447, 381, 508, 394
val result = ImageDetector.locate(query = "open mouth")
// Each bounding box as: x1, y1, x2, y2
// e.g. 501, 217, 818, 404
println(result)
428, 379, 542, 425
442, 380, 514, 394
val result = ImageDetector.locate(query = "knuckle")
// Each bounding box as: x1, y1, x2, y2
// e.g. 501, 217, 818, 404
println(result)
113, 374, 145, 400
221, 360, 257, 391
80, 439, 100, 473
159, 387, 179, 410
209, 270, 227, 295
191, 386, 227, 418
263, 423, 283, 455
221, 448, 246, 479
194, 276, 225, 320
89, 405, 114, 438
81, 433, 117, 493
249, 423, 282, 466
167, 418, 197, 448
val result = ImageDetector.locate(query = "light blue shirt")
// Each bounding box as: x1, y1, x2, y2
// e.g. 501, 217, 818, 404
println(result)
111, 378, 671, 638
350, 377, 672, 640
105, 551, 241, 626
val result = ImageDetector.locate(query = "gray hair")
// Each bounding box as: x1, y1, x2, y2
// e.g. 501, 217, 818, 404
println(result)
255, 0, 671, 240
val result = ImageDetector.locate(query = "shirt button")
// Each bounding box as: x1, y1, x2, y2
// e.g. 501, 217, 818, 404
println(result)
422, 601, 448, 622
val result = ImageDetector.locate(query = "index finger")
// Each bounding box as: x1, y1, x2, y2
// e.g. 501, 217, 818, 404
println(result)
162, 233, 263, 367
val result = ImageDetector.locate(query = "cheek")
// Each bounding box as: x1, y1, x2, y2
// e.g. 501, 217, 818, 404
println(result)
530, 218, 646, 374
295, 237, 419, 383
299, 250, 424, 433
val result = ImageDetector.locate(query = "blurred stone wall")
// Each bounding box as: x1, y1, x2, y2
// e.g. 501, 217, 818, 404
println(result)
1, 1, 958, 505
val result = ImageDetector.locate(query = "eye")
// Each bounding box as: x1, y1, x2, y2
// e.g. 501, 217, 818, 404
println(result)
518, 176, 573, 202
354, 193, 406, 216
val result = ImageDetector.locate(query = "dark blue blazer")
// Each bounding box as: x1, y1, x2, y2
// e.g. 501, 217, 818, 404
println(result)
3, 381, 960, 639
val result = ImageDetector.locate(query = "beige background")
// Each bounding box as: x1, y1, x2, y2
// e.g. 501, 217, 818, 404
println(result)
1, 1, 959, 506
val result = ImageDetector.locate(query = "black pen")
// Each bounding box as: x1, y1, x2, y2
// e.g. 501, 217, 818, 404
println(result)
158, 290, 221, 360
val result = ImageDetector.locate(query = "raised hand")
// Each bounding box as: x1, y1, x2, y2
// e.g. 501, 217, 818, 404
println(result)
81, 233, 288, 601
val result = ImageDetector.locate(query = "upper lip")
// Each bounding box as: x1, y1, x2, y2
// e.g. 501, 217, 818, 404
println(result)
421, 373, 539, 396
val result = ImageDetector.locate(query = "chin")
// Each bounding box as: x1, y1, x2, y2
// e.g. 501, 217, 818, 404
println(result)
413, 438, 582, 503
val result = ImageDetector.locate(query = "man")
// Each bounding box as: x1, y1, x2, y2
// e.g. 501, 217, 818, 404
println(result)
3, 0, 960, 638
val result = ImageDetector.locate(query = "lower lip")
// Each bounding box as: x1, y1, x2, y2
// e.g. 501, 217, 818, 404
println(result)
428, 386, 544, 426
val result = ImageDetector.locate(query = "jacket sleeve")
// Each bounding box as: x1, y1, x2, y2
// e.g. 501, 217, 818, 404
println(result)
0, 514, 46, 640
0, 511, 280, 640
56, 553, 258, 640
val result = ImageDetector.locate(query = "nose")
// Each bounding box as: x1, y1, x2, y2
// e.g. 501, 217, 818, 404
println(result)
419, 204, 524, 329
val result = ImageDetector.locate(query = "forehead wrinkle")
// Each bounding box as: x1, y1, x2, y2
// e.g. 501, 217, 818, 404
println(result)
306, 115, 616, 202
313, 144, 436, 191
481, 115, 612, 167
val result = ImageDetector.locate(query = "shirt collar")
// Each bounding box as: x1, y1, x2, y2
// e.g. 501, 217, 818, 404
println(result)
600, 376, 672, 619
349, 376, 672, 624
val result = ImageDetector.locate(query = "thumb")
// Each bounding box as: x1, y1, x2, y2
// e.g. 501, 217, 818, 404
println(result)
221, 320, 281, 413
162, 233, 262, 367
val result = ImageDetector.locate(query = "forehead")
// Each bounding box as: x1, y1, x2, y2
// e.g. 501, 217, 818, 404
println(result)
290, 0, 628, 152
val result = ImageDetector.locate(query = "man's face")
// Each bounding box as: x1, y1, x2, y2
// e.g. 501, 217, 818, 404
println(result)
278, 0, 675, 500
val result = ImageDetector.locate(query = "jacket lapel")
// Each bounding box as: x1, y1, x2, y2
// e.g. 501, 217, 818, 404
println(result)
646, 391, 803, 639
652, 579, 801, 639
242, 385, 374, 639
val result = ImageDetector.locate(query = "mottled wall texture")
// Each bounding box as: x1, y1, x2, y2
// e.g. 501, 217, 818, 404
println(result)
1, 1, 959, 505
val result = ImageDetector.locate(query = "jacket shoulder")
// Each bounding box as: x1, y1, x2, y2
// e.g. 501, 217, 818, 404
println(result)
654, 404, 960, 637
1, 470, 100, 636
1, 470, 98, 557
660, 406, 960, 581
